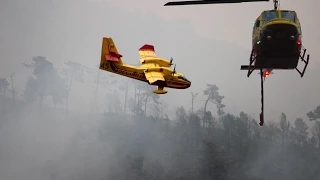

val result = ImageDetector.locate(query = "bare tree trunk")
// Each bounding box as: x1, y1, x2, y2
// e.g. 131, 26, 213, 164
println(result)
203, 97, 210, 127
134, 85, 137, 115
10, 73, 15, 100
191, 92, 197, 113
52, 96, 56, 108
94, 71, 100, 113
192, 95, 194, 113
39, 95, 44, 116
1, 90, 6, 119
165, 114, 169, 136
124, 85, 128, 115
144, 96, 149, 116
66, 71, 74, 116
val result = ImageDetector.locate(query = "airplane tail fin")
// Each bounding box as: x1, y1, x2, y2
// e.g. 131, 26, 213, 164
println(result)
100, 37, 123, 66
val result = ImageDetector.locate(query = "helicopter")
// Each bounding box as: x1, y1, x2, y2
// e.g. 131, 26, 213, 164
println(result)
164, 0, 310, 126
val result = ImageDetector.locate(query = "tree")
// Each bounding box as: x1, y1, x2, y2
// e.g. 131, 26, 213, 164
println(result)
106, 90, 122, 114
188, 112, 202, 148
129, 81, 160, 116
128, 80, 144, 116
235, 112, 253, 157
141, 84, 160, 116
0, 78, 9, 96
145, 158, 164, 180
119, 79, 132, 115
60, 61, 90, 115
279, 113, 290, 151
221, 113, 236, 152
176, 106, 188, 126
9, 73, 17, 100
0, 78, 10, 118
190, 92, 198, 113
203, 84, 225, 127
91, 65, 114, 113
50, 73, 68, 108
130, 156, 145, 179
307, 105, 320, 121
149, 100, 167, 119
197, 140, 227, 180
292, 118, 309, 146
23, 56, 67, 111
311, 121, 320, 147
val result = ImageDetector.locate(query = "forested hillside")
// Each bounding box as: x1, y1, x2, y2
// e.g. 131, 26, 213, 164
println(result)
1, 56, 320, 180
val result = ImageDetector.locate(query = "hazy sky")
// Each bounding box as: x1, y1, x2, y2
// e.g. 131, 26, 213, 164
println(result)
1, 0, 320, 122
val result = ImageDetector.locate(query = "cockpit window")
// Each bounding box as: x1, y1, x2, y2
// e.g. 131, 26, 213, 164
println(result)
262, 11, 279, 22
178, 76, 190, 82
281, 11, 296, 22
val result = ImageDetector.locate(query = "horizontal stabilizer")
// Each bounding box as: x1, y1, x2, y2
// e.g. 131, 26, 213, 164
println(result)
105, 52, 122, 62
164, 0, 269, 6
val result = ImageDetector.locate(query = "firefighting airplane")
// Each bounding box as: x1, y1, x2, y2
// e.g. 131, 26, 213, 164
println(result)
99, 37, 191, 94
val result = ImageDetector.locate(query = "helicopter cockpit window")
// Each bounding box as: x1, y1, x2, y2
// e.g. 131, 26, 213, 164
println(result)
262, 11, 278, 22
281, 11, 296, 22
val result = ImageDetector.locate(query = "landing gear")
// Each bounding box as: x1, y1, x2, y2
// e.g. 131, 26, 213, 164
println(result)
153, 86, 168, 94
295, 46, 310, 77
244, 49, 257, 77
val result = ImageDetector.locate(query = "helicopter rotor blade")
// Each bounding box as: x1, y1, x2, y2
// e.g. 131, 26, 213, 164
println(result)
164, 0, 269, 6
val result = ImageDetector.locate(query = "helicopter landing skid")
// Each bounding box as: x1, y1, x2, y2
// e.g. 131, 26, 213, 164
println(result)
296, 46, 310, 77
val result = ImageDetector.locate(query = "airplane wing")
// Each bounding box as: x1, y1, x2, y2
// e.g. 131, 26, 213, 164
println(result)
144, 71, 165, 84
139, 44, 157, 64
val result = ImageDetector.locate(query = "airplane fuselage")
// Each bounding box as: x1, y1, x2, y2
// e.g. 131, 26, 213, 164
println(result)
99, 61, 191, 89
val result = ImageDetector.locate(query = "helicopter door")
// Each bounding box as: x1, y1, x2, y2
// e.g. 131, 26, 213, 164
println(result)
253, 19, 261, 35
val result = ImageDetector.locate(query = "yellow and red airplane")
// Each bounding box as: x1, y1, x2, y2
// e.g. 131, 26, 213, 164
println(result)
99, 37, 191, 94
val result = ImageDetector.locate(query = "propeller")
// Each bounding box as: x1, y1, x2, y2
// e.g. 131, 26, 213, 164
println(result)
172, 64, 176, 75
169, 57, 173, 66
